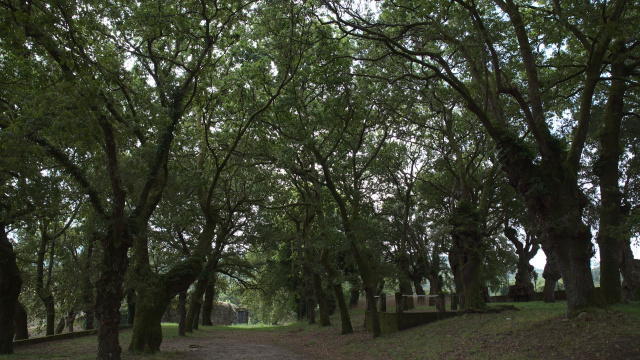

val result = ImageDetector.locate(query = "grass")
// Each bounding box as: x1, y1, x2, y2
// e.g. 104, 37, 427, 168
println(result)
3, 301, 640, 359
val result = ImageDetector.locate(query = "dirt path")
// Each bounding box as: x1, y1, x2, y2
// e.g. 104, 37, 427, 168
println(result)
161, 335, 306, 360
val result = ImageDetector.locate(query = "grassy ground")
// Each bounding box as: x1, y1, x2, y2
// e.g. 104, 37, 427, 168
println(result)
4, 301, 640, 359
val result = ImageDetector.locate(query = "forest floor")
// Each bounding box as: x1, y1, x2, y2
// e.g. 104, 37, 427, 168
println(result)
5, 301, 640, 360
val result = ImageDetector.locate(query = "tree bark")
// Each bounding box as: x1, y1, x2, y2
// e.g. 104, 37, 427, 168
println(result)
450, 200, 485, 310
126, 291, 136, 327
595, 46, 625, 305
0, 225, 22, 354
619, 238, 640, 301
81, 242, 95, 330
55, 317, 65, 334
313, 273, 331, 326
185, 278, 207, 333
14, 301, 29, 340
201, 279, 215, 326
542, 245, 562, 303
505, 227, 538, 302
448, 248, 465, 309
320, 248, 352, 334
95, 237, 130, 360
178, 291, 187, 336
129, 229, 203, 353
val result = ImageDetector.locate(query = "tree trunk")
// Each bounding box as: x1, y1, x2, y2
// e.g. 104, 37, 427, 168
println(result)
81, 242, 95, 330
348, 278, 360, 308
505, 227, 538, 302
126, 291, 136, 326
129, 235, 203, 354
185, 278, 207, 333
541, 241, 561, 303
509, 260, 535, 302
65, 311, 76, 333
95, 239, 130, 360
448, 248, 465, 309
427, 275, 441, 306
178, 292, 187, 336
306, 285, 316, 325
128, 282, 171, 353
349, 239, 380, 337
201, 279, 215, 326
1, 226, 22, 354
313, 273, 331, 326
398, 276, 414, 310
43, 295, 56, 336
619, 239, 640, 301
320, 248, 352, 334
595, 49, 625, 305
55, 317, 65, 334
545, 213, 598, 314
450, 200, 485, 310
14, 301, 29, 340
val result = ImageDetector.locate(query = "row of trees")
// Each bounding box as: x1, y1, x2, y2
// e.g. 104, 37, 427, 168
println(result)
1, 0, 639, 358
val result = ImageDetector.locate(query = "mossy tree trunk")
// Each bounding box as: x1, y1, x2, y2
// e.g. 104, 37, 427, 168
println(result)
129, 230, 205, 353
0, 225, 22, 354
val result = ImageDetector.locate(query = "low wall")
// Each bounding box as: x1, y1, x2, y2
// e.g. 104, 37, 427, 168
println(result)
364, 311, 458, 334
13, 325, 132, 347
490, 290, 567, 303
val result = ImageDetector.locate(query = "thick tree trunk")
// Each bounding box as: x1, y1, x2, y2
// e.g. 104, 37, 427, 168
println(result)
129, 243, 203, 353
128, 283, 171, 353
201, 280, 215, 326
596, 51, 625, 305
398, 277, 414, 310
14, 301, 29, 340
544, 205, 599, 314
320, 248, 353, 334
349, 239, 380, 337
313, 273, 331, 326
509, 260, 535, 302
427, 275, 441, 306
95, 240, 130, 360
450, 200, 485, 310
185, 278, 207, 333
448, 248, 465, 309
1, 226, 22, 354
